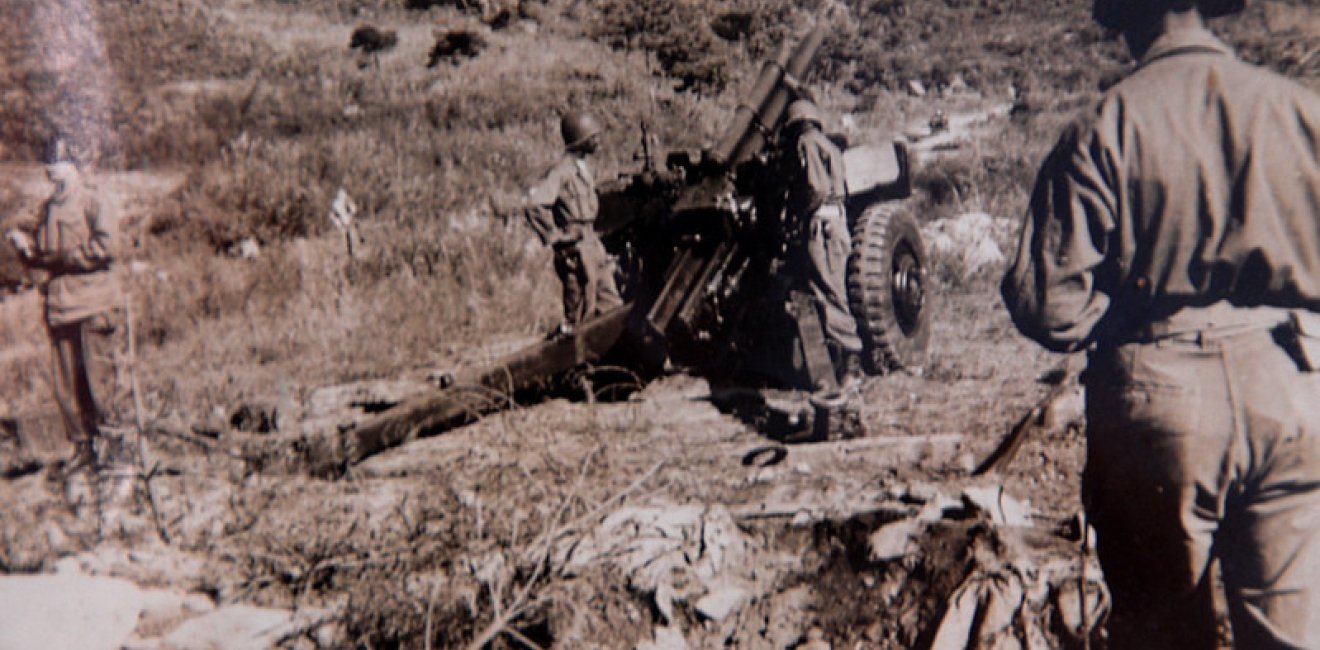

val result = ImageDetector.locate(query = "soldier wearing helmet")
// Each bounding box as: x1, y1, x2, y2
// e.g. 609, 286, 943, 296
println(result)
1003, 0, 1320, 647
780, 99, 863, 389
523, 111, 621, 335
7, 138, 123, 474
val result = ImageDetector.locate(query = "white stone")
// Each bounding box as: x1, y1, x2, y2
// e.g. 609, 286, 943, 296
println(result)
867, 518, 923, 561
635, 624, 689, 650
0, 574, 145, 650
159, 605, 294, 650
961, 485, 1034, 527
695, 584, 748, 622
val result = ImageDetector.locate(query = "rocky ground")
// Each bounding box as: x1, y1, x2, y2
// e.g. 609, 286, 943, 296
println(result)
1, 223, 1092, 648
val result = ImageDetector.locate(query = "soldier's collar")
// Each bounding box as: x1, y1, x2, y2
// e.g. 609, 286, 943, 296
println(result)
1139, 26, 1233, 68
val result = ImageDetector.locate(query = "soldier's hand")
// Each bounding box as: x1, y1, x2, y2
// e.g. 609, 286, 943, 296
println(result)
5, 229, 33, 260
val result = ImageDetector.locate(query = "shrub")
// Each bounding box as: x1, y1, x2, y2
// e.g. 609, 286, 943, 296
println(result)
591, 0, 736, 93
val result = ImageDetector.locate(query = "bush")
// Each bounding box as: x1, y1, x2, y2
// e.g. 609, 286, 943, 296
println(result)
592, 0, 736, 93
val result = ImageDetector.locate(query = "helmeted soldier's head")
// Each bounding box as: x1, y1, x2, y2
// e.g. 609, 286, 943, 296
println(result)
561, 111, 602, 156
783, 99, 823, 140
44, 138, 81, 196
1093, 0, 1245, 32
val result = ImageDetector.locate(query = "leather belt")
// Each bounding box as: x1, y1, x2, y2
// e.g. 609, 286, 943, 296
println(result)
1125, 304, 1295, 344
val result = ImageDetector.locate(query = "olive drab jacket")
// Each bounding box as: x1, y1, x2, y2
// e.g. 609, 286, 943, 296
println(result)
1002, 27, 1320, 352
525, 154, 598, 247
788, 129, 847, 219
34, 174, 122, 326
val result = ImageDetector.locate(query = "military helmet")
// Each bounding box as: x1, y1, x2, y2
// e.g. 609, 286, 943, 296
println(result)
1093, 0, 1246, 30
560, 111, 602, 150
44, 137, 75, 165
784, 99, 823, 129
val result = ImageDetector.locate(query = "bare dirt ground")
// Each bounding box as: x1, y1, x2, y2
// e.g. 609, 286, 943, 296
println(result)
2, 261, 1083, 648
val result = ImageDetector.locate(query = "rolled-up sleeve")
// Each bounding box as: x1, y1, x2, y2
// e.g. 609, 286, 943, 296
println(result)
1002, 122, 1117, 352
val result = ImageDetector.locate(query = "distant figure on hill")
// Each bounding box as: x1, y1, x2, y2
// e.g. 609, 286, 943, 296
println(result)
517, 111, 622, 336
1002, 0, 1320, 647
7, 139, 123, 476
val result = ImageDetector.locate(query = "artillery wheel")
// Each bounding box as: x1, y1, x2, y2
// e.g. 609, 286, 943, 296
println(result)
846, 202, 930, 373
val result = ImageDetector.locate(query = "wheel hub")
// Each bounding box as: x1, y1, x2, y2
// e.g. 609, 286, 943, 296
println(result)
892, 245, 924, 335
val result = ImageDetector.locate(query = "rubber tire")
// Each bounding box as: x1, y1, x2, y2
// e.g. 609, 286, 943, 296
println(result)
846, 202, 931, 373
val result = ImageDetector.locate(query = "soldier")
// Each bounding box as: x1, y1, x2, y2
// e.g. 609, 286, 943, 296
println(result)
8, 139, 123, 472
523, 111, 622, 336
1001, 1, 1320, 647
781, 99, 863, 388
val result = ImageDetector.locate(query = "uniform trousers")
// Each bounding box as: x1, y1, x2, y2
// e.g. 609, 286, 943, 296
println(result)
552, 231, 621, 325
804, 203, 862, 354
1083, 305, 1320, 649
47, 313, 121, 451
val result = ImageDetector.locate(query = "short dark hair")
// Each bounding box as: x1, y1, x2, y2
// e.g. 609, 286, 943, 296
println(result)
1094, 0, 1244, 29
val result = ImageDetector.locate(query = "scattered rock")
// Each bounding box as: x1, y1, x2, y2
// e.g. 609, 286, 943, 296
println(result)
635, 624, 689, 650
134, 587, 217, 638
159, 605, 294, 650
961, 485, 1034, 527
868, 518, 924, 562
695, 583, 748, 622
228, 238, 260, 260
798, 626, 831, 650
0, 574, 144, 650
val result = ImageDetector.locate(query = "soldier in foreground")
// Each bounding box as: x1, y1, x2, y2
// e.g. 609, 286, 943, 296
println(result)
522, 111, 622, 336
781, 99, 863, 389
1002, 0, 1320, 647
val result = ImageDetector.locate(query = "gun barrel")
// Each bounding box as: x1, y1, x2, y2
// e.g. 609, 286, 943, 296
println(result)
710, 24, 827, 167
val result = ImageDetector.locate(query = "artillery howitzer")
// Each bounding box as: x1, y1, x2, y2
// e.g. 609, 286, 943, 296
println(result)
305, 24, 931, 475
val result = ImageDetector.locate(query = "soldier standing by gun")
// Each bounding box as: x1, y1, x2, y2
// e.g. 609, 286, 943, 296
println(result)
781, 99, 863, 389
522, 111, 622, 336
1002, 0, 1320, 647
7, 139, 123, 475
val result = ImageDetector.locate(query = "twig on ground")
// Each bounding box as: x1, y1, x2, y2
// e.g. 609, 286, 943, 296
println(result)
462, 455, 665, 650
126, 294, 171, 544
424, 575, 441, 650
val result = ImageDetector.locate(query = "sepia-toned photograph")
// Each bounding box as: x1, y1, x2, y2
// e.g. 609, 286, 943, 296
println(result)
2, 0, 1319, 647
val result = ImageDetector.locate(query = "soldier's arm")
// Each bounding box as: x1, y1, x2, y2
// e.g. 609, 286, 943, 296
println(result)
520, 165, 562, 246
20, 203, 66, 271
522, 204, 557, 246
57, 196, 117, 272
797, 137, 832, 214
1001, 122, 1116, 353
